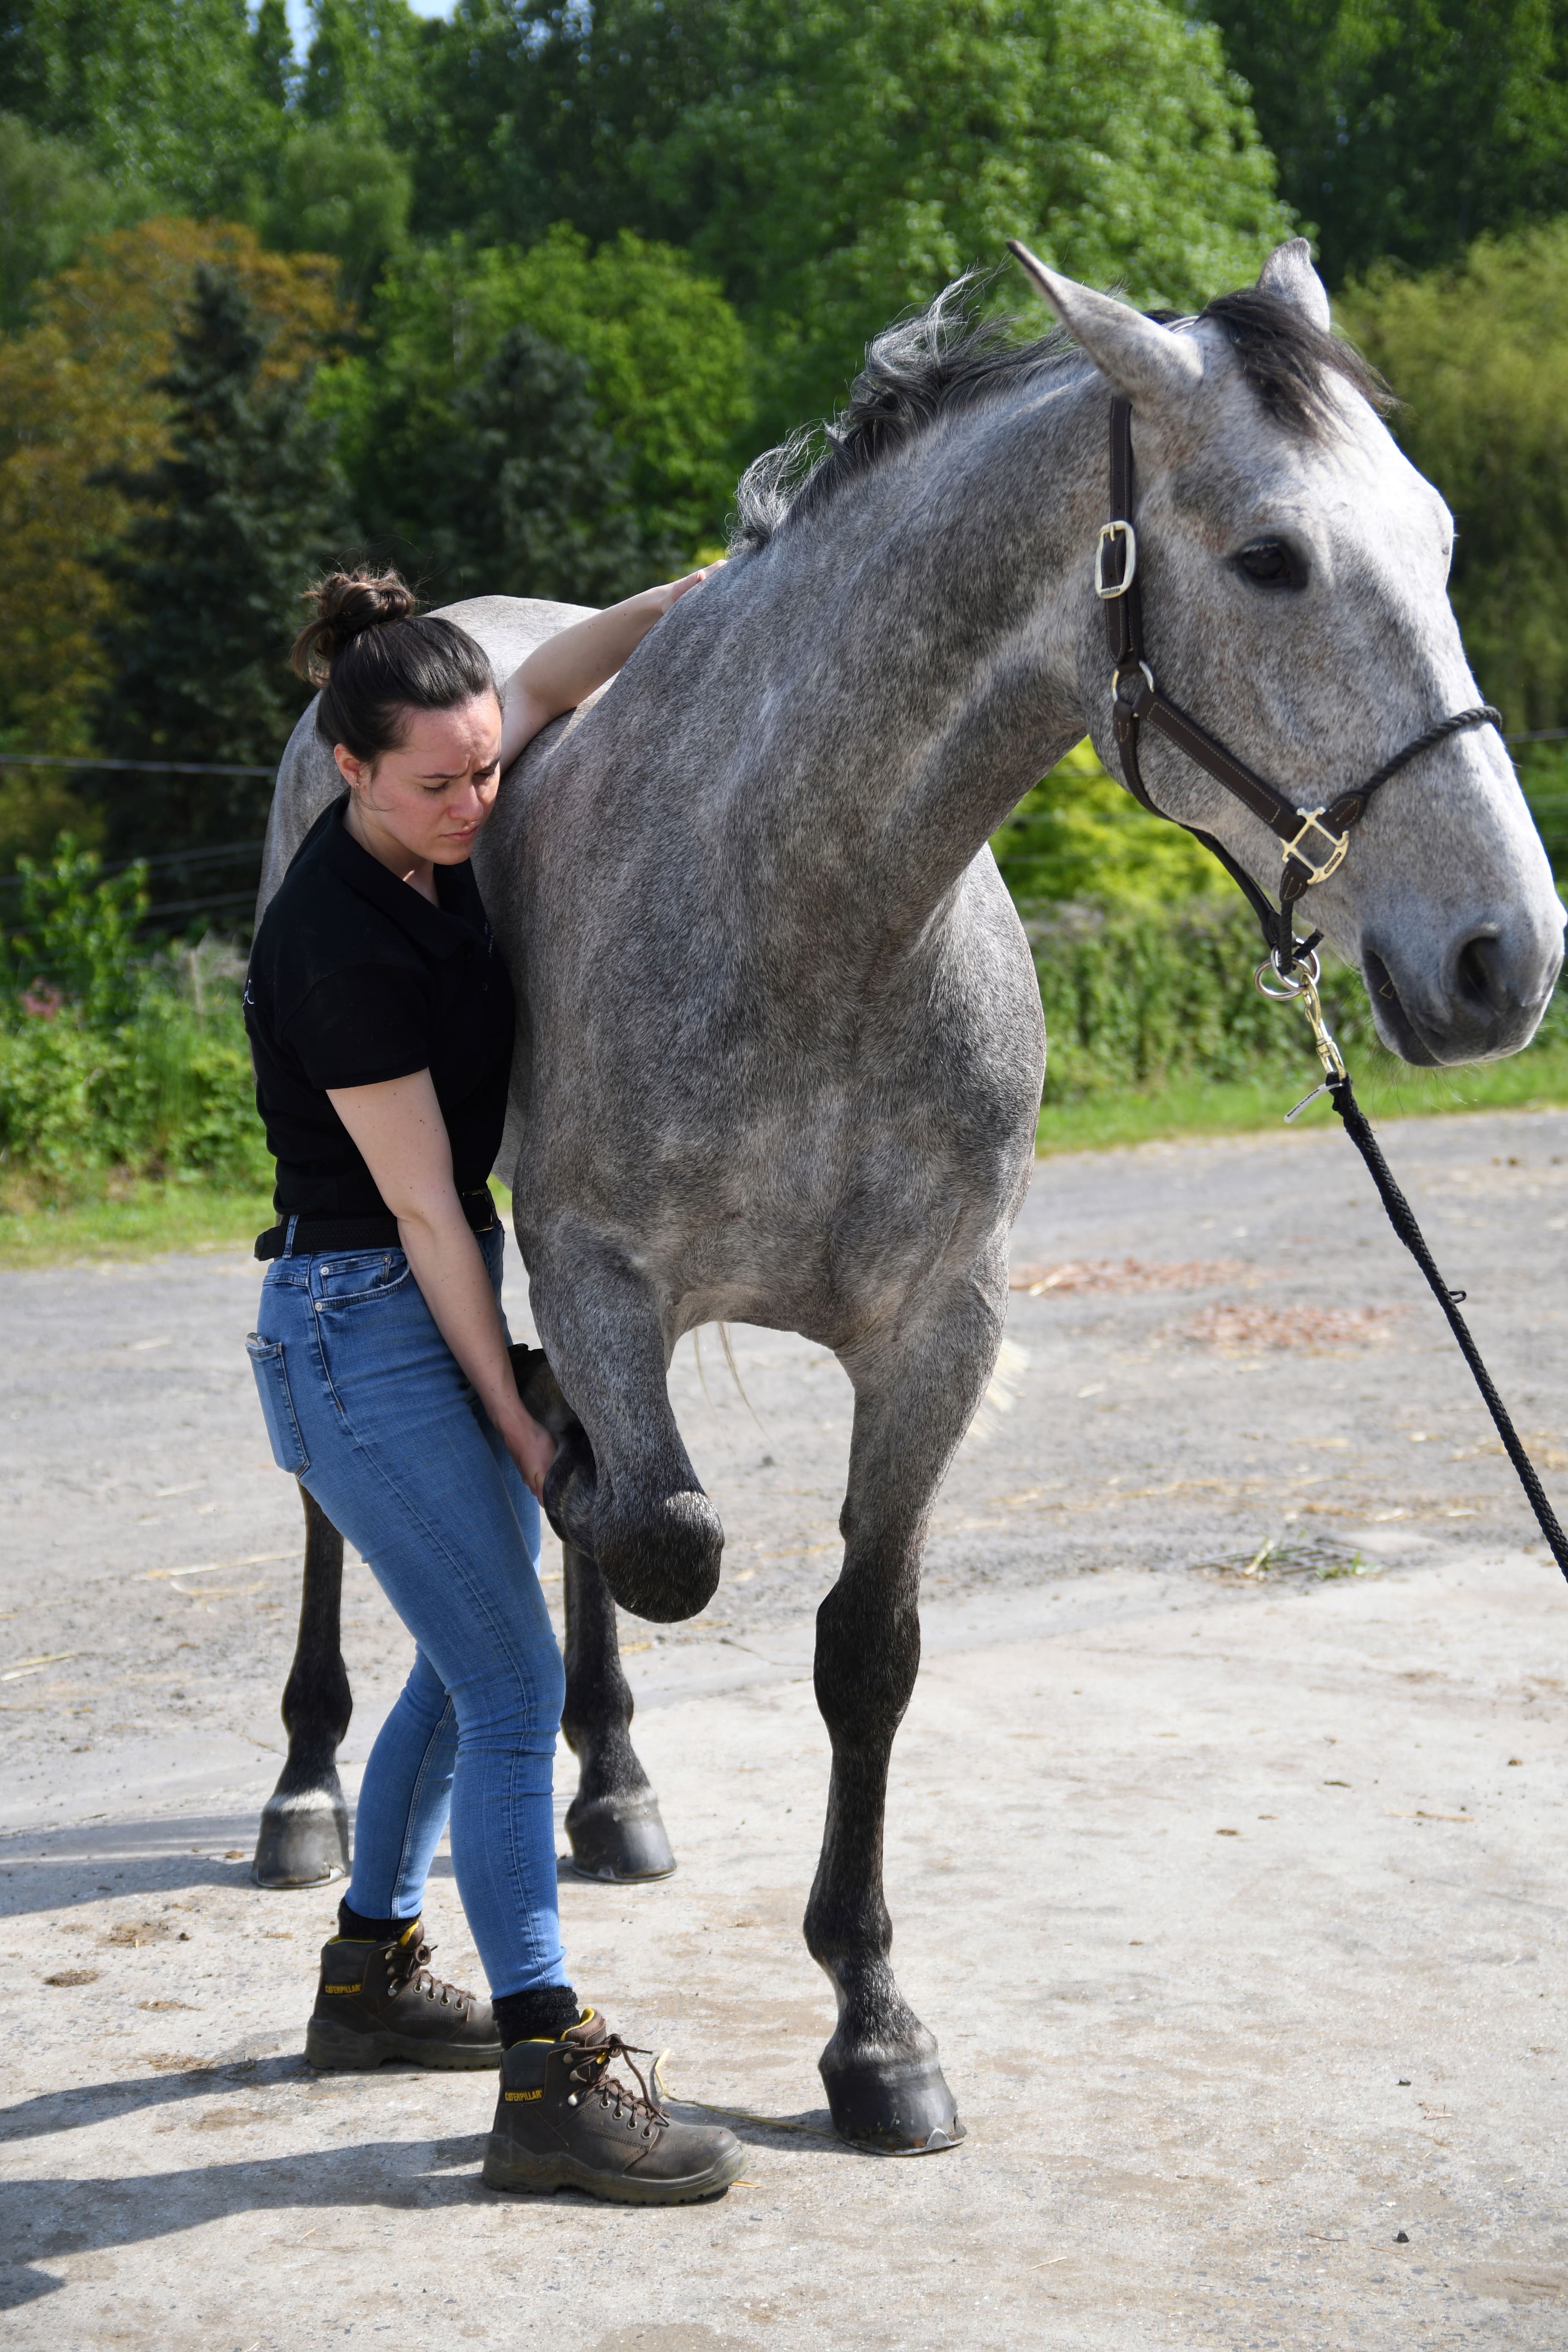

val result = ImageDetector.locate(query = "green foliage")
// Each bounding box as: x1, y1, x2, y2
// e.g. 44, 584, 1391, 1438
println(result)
0, 835, 267, 1190
422, 0, 1292, 435
1203, 0, 1568, 289
261, 123, 411, 305
0, 110, 126, 331
0, 834, 147, 1021
1516, 739, 1568, 871
321, 228, 754, 561
91, 265, 353, 852
0, 0, 284, 212
991, 741, 1230, 909
1337, 223, 1568, 730
352, 316, 669, 602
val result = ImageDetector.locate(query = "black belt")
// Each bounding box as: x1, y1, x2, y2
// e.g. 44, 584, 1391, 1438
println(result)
255, 1188, 498, 1261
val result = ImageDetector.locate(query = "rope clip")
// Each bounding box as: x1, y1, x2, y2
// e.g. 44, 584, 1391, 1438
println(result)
1255, 946, 1348, 1120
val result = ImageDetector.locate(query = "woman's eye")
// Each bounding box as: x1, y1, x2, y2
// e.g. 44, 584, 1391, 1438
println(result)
1235, 539, 1303, 590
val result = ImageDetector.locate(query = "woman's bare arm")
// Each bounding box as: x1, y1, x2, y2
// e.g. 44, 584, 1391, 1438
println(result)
326, 1070, 555, 1497
498, 564, 721, 770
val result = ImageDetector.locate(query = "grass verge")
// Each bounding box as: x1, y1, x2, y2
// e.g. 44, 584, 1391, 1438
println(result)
0, 1177, 276, 1269
1036, 1041, 1568, 1154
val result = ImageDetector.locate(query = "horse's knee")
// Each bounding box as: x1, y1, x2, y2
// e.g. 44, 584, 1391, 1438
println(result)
814, 1576, 920, 1742
596, 1486, 723, 1623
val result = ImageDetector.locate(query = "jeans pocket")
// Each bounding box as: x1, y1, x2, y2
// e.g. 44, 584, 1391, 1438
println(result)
247, 1334, 310, 1474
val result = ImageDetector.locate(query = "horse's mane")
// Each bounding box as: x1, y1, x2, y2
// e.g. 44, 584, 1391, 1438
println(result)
730, 273, 1392, 557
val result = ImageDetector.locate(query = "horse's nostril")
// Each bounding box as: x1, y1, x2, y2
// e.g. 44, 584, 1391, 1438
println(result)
1455, 934, 1500, 1013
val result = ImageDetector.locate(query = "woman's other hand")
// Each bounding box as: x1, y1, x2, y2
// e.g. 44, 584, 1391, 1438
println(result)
645, 561, 725, 619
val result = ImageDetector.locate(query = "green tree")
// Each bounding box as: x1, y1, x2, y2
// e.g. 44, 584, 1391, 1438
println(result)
1337, 222, 1568, 732
415, 0, 1292, 436
91, 266, 354, 854
0, 110, 126, 330
344, 318, 670, 603
1203, 0, 1568, 286
322, 227, 752, 555
0, 0, 286, 212
263, 122, 411, 305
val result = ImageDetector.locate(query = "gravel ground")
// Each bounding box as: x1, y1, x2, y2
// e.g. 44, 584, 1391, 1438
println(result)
3, 1105, 1568, 2347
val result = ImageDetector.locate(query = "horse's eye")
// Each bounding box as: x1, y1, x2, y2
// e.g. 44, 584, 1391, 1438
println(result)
1235, 539, 1303, 590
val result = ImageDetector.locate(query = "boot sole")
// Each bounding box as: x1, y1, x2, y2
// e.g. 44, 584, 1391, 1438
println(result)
481, 2134, 746, 2205
305, 2016, 501, 2072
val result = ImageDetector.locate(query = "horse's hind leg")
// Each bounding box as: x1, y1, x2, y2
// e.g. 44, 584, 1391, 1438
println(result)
253, 1485, 353, 1889
806, 1266, 1007, 2152
560, 1544, 676, 1881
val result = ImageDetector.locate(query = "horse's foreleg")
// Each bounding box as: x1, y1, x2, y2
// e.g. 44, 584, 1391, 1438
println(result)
527, 1235, 723, 1622
560, 1544, 676, 1880
253, 1485, 353, 1889
806, 1267, 1008, 2152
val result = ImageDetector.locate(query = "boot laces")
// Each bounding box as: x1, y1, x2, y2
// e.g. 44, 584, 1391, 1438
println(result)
387, 1936, 475, 2013
567, 2036, 669, 2130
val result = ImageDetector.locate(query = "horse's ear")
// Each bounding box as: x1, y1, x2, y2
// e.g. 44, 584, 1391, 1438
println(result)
1006, 240, 1203, 407
1256, 239, 1332, 333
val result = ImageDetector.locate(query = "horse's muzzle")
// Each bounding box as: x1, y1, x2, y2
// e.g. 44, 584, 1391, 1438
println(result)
1364, 925, 1564, 1066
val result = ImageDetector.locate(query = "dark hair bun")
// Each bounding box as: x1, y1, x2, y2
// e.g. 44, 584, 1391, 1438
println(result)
293, 569, 419, 684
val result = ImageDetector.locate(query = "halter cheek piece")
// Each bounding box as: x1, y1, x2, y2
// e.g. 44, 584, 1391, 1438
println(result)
1096, 395, 1500, 974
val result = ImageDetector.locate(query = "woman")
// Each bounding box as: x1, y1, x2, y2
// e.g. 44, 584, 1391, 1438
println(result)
244, 567, 741, 2205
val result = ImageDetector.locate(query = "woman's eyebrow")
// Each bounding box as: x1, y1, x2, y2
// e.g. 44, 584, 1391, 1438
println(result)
415, 758, 501, 781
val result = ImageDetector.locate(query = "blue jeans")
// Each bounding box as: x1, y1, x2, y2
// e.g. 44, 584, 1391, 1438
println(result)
248, 1222, 566, 1998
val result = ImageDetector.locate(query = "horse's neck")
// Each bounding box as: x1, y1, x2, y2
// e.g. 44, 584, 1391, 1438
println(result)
720, 377, 1102, 933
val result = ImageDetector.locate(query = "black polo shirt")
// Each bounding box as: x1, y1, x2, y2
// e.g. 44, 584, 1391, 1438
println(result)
244, 796, 515, 1220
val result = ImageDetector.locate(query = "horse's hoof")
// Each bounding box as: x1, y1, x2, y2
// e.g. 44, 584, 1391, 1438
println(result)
565, 1791, 677, 1881
253, 1788, 350, 1889
819, 2051, 966, 2154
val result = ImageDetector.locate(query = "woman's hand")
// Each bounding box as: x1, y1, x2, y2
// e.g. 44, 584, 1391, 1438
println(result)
499, 1399, 558, 1503
642, 561, 725, 620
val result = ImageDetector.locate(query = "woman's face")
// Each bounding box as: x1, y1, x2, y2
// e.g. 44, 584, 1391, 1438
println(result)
333, 693, 503, 867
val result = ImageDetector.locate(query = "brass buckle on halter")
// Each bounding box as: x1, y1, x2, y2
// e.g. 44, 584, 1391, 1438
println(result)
1281, 807, 1349, 884
1094, 520, 1137, 599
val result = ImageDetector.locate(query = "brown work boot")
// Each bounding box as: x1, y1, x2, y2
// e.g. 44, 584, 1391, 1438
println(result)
482, 2010, 744, 2203
304, 1918, 501, 2071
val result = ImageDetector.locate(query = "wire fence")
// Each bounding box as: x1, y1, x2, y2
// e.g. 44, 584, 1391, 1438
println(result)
0, 751, 275, 935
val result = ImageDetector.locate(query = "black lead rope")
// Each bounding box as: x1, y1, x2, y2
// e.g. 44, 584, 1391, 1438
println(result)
1092, 391, 1568, 1587
1328, 1073, 1568, 1586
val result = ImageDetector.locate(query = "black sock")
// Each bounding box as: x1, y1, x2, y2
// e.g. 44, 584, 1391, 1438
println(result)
492, 1984, 581, 2048
336, 1898, 418, 1944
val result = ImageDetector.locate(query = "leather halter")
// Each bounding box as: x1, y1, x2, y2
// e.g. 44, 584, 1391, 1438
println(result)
1097, 394, 1501, 971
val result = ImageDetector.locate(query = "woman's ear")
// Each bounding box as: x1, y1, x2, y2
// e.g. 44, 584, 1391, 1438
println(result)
332, 742, 365, 790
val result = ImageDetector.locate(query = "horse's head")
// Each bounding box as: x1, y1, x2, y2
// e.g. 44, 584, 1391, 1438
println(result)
1013, 239, 1564, 1066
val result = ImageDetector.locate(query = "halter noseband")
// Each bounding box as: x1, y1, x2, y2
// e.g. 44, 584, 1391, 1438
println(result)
1097, 395, 1501, 972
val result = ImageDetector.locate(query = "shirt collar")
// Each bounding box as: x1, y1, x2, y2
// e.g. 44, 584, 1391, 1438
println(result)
319, 795, 473, 961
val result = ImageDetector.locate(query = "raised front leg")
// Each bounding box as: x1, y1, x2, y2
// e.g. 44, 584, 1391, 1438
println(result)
807, 1267, 1008, 2152
560, 1544, 677, 1880
507, 1339, 678, 1876
253, 1485, 353, 1889
527, 1232, 723, 1623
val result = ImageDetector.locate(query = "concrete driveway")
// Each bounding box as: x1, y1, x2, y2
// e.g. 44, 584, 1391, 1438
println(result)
3, 1107, 1567, 2347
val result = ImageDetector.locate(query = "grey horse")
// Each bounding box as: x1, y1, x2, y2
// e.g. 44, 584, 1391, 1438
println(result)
251, 239, 1564, 2151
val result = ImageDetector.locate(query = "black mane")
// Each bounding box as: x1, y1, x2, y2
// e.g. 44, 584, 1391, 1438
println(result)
730, 274, 1392, 556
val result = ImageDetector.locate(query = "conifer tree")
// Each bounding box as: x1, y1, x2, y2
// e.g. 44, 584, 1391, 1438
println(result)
92, 266, 354, 856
